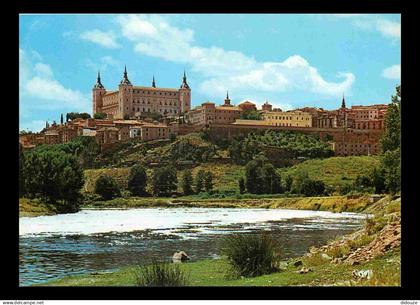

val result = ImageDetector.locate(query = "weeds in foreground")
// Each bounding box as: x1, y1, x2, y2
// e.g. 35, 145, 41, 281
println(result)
134, 259, 189, 286
221, 232, 280, 278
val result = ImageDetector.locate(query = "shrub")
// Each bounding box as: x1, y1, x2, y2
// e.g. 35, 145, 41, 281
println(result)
204, 171, 214, 193
364, 215, 388, 235
325, 243, 351, 259
238, 177, 245, 194
347, 234, 374, 250
134, 259, 189, 287
221, 233, 280, 278
152, 166, 178, 196
127, 165, 148, 196
94, 174, 121, 200
194, 169, 206, 193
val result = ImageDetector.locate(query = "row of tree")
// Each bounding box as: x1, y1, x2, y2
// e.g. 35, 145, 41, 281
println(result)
94, 165, 214, 200
238, 157, 326, 196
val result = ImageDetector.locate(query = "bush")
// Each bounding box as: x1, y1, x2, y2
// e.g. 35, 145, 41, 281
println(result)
221, 233, 280, 278
128, 165, 148, 196
94, 174, 121, 200
134, 259, 189, 287
300, 178, 325, 196
152, 166, 178, 196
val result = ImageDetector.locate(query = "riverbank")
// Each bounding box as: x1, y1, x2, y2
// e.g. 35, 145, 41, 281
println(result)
37, 195, 400, 286
82, 194, 379, 213
19, 198, 58, 217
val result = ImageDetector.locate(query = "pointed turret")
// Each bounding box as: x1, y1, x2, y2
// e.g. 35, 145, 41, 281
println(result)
120, 65, 132, 85
152, 75, 156, 88
224, 90, 231, 106
93, 71, 105, 89
341, 93, 346, 109
180, 70, 190, 89
60, 113, 63, 125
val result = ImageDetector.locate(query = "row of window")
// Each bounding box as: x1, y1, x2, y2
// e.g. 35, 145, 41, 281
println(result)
267, 116, 309, 120
132, 99, 179, 106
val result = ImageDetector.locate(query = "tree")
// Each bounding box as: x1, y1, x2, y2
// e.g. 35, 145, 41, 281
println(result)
67, 112, 91, 121
93, 112, 107, 120
238, 177, 245, 194
21, 149, 84, 211
291, 170, 309, 194
354, 174, 373, 191
19, 143, 25, 197
370, 167, 386, 194
195, 169, 206, 193
95, 174, 121, 200
261, 163, 282, 194
300, 178, 325, 196
245, 159, 264, 194
378, 85, 401, 194
204, 171, 214, 193
380, 85, 400, 153
284, 175, 293, 193
169, 133, 177, 142
152, 166, 178, 196
181, 170, 194, 195
240, 109, 262, 120
128, 165, 148, 196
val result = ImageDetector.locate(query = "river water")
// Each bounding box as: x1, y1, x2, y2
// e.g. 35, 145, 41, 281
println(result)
19, 207, 367, 286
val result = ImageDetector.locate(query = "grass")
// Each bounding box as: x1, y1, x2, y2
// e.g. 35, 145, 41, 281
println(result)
19, 198, 58, 217
134, 259, 190, 287
221, 233, 280, 278
39, 247, 400, 287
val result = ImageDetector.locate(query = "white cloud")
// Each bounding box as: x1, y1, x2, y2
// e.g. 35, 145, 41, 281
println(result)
34, 63, 53, 78
116, 15, 355, 100
375, 19, 401, 39
382, 64, 401, 80
80, 29, 120, 49
20, 48, 91, 131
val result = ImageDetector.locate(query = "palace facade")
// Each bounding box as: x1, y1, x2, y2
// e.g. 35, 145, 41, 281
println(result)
93, 67, 191, 120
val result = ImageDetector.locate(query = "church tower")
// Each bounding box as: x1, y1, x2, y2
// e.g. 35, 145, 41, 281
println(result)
118, 65, 133, 119
179, 70, 191, 113
92, 71, 106, 116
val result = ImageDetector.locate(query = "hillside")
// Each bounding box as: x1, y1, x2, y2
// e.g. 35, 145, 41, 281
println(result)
83, 156, 379, 196
277, 156, 380, 190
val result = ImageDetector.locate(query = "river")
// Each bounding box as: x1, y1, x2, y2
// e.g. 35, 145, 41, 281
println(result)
19, 207, 367, 286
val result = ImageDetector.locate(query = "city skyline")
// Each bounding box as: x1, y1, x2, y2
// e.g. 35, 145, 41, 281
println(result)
19, 14, 401, 132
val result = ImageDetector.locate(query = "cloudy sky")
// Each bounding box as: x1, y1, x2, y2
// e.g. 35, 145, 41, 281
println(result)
19, 14, 401, 132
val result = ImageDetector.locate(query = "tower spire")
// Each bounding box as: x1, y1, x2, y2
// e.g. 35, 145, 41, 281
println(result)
180, 70, 190, 89
152, 75, 156, 88
224, 90, 231, 106
341, 93, 346, 109
93, 70, 105, 89
120, 65, 132, 85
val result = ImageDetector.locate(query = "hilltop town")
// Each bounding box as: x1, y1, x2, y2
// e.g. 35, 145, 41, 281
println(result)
20, 67, 388, 157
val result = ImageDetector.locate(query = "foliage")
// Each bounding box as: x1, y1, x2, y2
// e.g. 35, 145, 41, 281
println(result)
94, 174, 121, 200
134, 259, 189, 287
169, 133, 177, 142
67, 112, 91, 121
204, 171, 214, 193
228, 130, 334, 165
380, 85, 400, 153
181, 170, 194, 195
194, 169, 206, 193
221, 233, 280, 278
283, 175, 293, 193
261, 163, 282, 194
238, 177, 245, 194
169, 137, 216, 163
33, 136, 100, 169
240, 109, 262, 120
19, 143, 25, 197
93, 112, 107, 119
127, 165, 148, 196
299, 178, 326, 197
21, 149, 84, 212
152, 166, 178, 196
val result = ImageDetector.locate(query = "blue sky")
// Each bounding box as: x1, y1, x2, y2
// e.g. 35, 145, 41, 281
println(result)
19, 14, 401, 132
